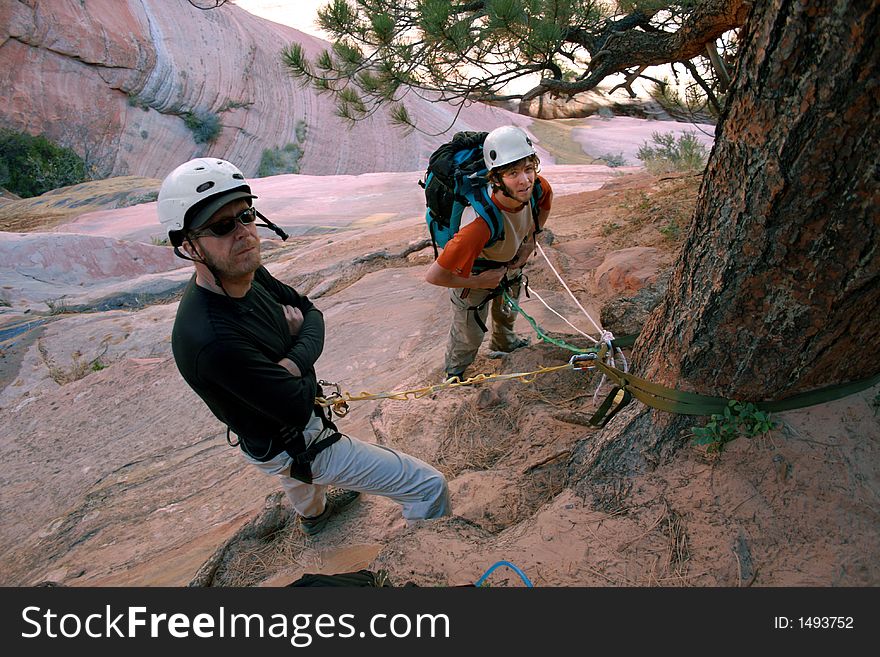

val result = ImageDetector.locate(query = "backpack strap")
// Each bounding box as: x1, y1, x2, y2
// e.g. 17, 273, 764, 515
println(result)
462, 181, 505, 246
530, 177, 544, 237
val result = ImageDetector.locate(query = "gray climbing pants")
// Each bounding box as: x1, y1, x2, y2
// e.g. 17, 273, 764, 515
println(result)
444, 271, 523, 375
244, 411, 450, 522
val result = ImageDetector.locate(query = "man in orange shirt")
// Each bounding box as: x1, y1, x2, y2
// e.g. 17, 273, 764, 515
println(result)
425, 126, 553, 381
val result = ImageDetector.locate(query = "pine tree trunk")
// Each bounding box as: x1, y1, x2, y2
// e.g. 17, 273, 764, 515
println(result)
570, 0, 879, 488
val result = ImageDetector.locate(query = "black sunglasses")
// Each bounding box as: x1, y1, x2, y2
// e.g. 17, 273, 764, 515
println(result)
194, 207, 258, 238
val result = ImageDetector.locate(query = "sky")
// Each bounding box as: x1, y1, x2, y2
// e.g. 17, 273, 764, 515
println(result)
233, 0, 330, 38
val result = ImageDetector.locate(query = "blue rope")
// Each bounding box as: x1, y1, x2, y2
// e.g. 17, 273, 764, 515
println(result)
474, 560, 534, 587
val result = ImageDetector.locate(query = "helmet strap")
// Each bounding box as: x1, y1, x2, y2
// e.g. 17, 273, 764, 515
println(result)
179, 236, 232, 298
254, 209, 289, 240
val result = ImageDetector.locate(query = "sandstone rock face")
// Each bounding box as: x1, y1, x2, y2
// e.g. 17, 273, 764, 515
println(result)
0, 0, 539, 180
594, 246, 662, 294
0, 231, 186, 308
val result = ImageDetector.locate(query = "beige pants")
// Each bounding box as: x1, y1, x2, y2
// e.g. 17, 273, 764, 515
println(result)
444, 272, 522, 375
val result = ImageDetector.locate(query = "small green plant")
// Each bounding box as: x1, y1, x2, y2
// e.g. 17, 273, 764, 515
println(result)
601, 221, 621, 236
295, 119, 308, 144
90, 359, 106, 372
257, 121, 308, 177
126, 92, 150, 111
601, 152, 626, 167
183, 110, 222, 144
691, 400, 777, 453
637, 131, 708, 174
659, 218, 680, 239
218, 99, 254, 112
44, 297, 69, 315
258, 143, 304, 177
150, 235, 170, 246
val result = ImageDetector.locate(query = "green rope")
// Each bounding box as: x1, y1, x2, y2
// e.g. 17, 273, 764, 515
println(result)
502, 291, 599, 355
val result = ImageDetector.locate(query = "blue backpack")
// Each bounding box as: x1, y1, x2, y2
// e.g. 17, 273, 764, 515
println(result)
420, 131, 543, 264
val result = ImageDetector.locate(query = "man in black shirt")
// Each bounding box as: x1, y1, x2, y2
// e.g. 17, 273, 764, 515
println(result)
159, 158, 450, 535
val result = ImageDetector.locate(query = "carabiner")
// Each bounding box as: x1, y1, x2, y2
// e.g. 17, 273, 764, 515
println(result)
569, 353, 597, 371
318, 380, 349, 417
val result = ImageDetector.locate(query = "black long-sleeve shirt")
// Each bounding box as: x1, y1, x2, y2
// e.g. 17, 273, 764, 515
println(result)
171, 266, 324, 460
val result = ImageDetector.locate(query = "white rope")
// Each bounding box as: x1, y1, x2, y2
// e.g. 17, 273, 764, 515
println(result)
536, 242, 604, 335
615, 346, 629, 373
523, 285, 598, 344
532, 241, 632, 404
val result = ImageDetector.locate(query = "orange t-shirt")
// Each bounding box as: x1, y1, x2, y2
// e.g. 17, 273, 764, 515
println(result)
436, 176, 552, 277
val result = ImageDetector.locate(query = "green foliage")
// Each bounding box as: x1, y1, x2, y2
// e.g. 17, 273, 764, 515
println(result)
126, 92, 150, 111
295, 120, 308, 143
44, 297, 70, 315
0, 129, 87, 198
691, 401, 777, 453
281, 43, 312, 83
637, 131, 708, 174
218, 99, 254, 112
124, 191, 159, 207
257, 121, 308, 177
258, 144, 303, 177
285, 1, 740, 131
658, 218, 680, 240
650, 74, 725, 120
183, 110, 222, 144
601, 221, 621, 235
601, 152, 626, 167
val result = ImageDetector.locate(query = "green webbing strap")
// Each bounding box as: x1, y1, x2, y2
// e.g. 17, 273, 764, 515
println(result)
588, 386, 634, 428
503, 292, 880, 424
751, 372, 880, 412
590, 342, 880, 423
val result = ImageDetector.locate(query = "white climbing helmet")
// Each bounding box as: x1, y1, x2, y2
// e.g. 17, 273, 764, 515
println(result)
157, 157, 256, 245
483, 126, 536, 171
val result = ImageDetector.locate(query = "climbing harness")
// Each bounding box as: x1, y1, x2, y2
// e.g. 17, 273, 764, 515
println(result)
467, 271, 523, 333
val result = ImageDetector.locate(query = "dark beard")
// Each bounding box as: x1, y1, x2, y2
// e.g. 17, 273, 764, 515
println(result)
201, 244, 262, 280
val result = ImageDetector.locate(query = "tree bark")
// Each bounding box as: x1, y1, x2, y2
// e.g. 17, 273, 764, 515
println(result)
570, 0, 879, 490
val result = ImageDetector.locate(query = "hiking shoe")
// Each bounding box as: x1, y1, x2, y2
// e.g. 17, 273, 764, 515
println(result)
488, 336, 531, 358
300, 488, 361, 536
444, 370, 467, 384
